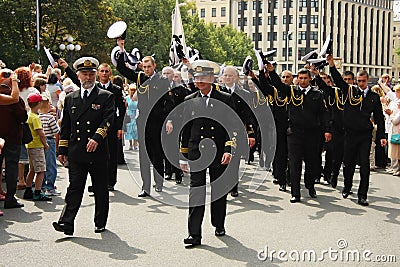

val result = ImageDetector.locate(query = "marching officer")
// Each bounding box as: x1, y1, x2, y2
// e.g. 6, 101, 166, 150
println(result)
115, 38, 174, 196
221, 66, 256, 197
266, 64, 332, 203
58, 60, 126, 191
97, 63, 126, 190
53, 57, 115, 235
327, 55, 386, 206
162, 66, 188, 184
179, 60, 243, 246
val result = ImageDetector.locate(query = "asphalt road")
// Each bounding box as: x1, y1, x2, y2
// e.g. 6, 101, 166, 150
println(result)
1, 149, 399, 266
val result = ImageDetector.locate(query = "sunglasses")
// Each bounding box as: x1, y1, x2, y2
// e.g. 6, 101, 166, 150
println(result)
99, 70, 110, 73
282, 76, 291, 78
357, 80, 367, 82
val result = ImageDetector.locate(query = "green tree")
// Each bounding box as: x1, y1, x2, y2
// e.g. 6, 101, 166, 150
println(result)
0, 0, 117, 69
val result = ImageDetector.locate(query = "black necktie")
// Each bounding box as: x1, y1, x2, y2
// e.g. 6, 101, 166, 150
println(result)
228, 88, 232, 94
83, 90, 88, 103
203, 95, 209, 107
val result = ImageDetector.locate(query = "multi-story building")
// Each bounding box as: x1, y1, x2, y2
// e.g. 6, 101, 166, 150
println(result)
192, 0, 393, 77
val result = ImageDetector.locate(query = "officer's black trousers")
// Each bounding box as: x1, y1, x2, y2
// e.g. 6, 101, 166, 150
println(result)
188, 159, 228, 238
273, 124, 288, 186
343, 131, 372, 199
287, 129, 320, 198
137, 118, 164, 193
107, 125, 118, 187
60, 159, 109, 228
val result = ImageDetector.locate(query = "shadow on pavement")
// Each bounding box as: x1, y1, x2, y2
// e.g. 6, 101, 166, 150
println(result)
197, 235, 282, 266
55, 230, 146, 261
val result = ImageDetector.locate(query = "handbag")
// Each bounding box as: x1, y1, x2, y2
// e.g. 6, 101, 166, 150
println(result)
21, 122, 33, 144
390, 133, 400, 145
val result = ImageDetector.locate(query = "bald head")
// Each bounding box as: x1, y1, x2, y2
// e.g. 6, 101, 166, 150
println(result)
281, 70, 294, 85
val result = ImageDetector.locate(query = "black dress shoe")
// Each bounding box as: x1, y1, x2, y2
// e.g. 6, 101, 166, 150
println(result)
88, 186, 94, 193
95, 226, 106, 233
117, 161, 126, 165
314, 178, 320, 184
272, 178, 279, 184
358, 198, 369, 206
230, 191, 239, 197
279, 185, 287, 192
107, 185, 115, 191
215, 228, 226, 236
4, 200, 24, 209
165, 174, 173, 180
184, 235, 201, 246
138, 190, 149, 197
175, 178, 182, 184
290, 197, 300, 203
308, 188, 317, 198
342, 191, 350, 199
52, 222, 74, 235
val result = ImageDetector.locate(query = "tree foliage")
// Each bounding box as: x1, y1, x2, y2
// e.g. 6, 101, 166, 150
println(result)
0, 0, 254, 70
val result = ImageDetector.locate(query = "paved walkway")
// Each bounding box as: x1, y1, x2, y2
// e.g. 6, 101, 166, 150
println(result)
1, 149, 399, 266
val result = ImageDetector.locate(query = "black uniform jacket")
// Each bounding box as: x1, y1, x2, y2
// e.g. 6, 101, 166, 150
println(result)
221, 84, 256, 139
329, 66, 385, 140
180, 88, 238, 161
65, 67, 126, 131
58, 86, 115, 162
268, 70, 331, 134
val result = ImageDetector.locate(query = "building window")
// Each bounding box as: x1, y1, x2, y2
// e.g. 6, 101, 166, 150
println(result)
268, 16, 278, 25
253, 17, 262, 26
221, 7, 226, 17
252, 33, 263, 41
253, 0, 263, 12
283, 32, 293, 40
310, 15, 318, 24
299, 0, 307, 7
212, 8, 216, 17
238, 17, 248, 26
310, 31, 318, 40
311, 0, 319, 8
298, 48, 307, 59
298, 31, 307, 40
282, 48, 293, 57
238, 1, 248, 13
283, 0, 293, 8
299, 15, 307, 25
200, 8, 205, 18
267, 32, 277, 41
283, 15, 293, 24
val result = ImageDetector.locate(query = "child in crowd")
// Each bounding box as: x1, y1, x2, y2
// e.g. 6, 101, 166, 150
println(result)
39, 97, 60, 196
23, 93, 51, 201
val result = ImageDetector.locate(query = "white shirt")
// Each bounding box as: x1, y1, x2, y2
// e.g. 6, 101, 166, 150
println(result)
99, 81, 110, 89
200, 89, 212, 106
299, 85, 311, 95
80, 85, 95, 99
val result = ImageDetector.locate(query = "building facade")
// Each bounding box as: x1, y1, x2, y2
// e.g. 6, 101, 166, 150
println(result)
193, 0, 393, 77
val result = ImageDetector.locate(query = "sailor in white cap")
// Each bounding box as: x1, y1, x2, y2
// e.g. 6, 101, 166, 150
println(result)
54, 56, 115, 235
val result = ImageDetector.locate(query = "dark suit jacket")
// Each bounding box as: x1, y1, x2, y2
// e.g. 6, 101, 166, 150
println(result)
58, 86, 115, 162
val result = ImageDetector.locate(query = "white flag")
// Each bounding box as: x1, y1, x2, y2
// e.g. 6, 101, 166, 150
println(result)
169, 0, 187, 66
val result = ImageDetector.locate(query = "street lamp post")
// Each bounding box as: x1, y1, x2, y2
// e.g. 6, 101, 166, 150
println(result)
59, 35, 81, 63
286, 31, 293, 71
